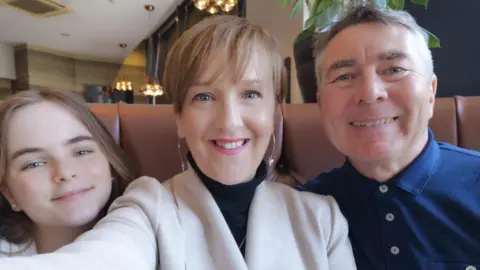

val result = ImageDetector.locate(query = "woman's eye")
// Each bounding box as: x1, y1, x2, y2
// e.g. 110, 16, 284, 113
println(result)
76, 150, 92, 156
22, 161, 45, 170
243, 91, 261, 99
193, 93, 212, 102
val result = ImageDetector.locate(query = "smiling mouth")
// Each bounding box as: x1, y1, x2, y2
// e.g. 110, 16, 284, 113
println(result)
350, 117, 399, 127
211, 139, 249, 150
52, 187, 93, 202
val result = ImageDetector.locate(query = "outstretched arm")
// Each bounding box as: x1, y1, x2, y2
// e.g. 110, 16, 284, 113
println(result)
0, 176, 164, 270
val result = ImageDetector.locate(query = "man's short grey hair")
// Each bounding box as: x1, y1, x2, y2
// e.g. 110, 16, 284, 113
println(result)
313, 4, 434, 89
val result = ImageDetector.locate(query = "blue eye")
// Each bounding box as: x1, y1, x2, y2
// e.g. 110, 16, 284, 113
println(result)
22, 161, 45, 170
244, 91, 261, 99
334, 74, 353, 82
385, 67, 406, 75
193, 93, 213, 102
76, 150, 91, 156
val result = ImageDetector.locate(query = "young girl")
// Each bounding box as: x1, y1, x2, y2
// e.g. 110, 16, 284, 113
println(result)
0, 16, 356, 269
0, 89, 134, 256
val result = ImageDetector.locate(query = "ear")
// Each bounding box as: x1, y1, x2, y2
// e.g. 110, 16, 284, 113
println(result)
175, 114, 185, 138
0, 185, 21, 212
427, 74, 438, 119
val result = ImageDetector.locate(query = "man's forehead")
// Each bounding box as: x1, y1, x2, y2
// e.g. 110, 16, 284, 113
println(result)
322, 23, 416, 64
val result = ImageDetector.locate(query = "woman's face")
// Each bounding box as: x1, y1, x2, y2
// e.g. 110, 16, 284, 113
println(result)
1, 101, 113, 229
176, 54, 276, 185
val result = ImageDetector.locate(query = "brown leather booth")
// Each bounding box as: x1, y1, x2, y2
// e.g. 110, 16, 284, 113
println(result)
88, 96, 480, 183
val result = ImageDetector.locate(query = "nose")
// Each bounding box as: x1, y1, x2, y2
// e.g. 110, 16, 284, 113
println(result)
52, 160, 76, 183
215, 98, 243, 130
354, 71, 388, 104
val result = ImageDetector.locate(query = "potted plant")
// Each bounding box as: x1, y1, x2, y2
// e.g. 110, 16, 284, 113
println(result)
278, 0, 440, 103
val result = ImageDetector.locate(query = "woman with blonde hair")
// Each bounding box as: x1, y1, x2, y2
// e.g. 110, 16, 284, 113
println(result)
0, 16, 356, 269
0, 89, 134, 256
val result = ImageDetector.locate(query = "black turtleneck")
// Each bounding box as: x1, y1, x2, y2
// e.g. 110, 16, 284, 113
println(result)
186, 152, 267, 256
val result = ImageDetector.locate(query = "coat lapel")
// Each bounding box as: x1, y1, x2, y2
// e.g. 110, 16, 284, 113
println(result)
244, 182, 301, 270
171, 169, 248, 270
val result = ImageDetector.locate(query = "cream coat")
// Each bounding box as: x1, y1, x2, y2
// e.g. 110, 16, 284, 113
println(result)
0, 169, 357, 270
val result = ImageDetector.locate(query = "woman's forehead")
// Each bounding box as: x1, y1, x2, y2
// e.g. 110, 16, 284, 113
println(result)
195, 52, 272, 86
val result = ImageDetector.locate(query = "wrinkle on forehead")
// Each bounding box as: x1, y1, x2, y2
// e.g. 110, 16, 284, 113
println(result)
322, 24, 427, 70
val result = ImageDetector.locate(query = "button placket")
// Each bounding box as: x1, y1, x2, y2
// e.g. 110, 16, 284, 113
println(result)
376, 183, 404, 267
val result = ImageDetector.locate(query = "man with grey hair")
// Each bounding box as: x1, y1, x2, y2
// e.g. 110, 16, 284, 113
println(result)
299, 4, 480, 270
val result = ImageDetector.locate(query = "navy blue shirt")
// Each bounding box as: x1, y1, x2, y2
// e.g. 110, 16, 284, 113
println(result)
299, 130, 480, 270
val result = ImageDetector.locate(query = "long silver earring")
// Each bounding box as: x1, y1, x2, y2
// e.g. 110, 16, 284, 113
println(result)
268, 134, 275, 167
177, 139, 186, 171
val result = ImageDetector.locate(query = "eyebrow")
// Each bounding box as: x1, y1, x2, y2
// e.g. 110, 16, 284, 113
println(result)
325, 59, 356, 78
191, 79, 262, 90
9, 135, 95, 161
378, 50, 409, 61
324, 51, 409, 78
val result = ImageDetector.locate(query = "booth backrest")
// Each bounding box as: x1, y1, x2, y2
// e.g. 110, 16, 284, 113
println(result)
87, 96, 480, 182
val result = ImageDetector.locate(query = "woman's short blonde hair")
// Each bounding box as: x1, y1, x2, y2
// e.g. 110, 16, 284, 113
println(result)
163, 15, 286, 114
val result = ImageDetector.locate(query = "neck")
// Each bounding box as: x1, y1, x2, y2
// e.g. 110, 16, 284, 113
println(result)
350, 130, 429, 182
33, 224, 90, 254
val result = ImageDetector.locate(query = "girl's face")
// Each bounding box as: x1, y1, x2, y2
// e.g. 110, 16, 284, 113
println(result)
1, 101, 113, 229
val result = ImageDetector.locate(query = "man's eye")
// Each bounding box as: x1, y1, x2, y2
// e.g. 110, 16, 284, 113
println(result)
333, 74, 354, 82
385, 67, 406, 75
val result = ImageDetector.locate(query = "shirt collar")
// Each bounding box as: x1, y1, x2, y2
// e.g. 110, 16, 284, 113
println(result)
342, 128, 440, 196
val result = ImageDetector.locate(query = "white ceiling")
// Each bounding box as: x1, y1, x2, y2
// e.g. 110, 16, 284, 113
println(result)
0, 0, 183, 60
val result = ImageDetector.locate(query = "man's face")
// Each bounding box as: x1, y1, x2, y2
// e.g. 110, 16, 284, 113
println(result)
316, 23, 437, 167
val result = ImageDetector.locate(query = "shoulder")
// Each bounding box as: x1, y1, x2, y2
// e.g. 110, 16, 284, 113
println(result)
296, 167, 345, 196
265, 182, 347, 238
439, 142, 480, 160
266, 182, 341, 218
437, 142, 480, 173
108, 175, 179, 218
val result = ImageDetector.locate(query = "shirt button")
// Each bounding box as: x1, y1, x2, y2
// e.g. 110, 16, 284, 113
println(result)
390, 246, 400, 255
466, 266, 477, 270
379, 184, 389, 193
386, 213, 395, 222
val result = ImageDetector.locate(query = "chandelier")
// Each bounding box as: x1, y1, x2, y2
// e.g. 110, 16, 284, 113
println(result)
115, 78, 133, 91
114, 44, 133, 91
141, 80, 164, 97
193, 0, 238, 15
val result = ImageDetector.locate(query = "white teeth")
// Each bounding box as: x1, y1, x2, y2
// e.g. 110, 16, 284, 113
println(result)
214, 140, 245, 150
351, 118, 396, 127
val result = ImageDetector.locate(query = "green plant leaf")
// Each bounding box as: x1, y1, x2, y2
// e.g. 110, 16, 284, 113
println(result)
370, 0, 387, 8
410, 0, 428, 8
427, 31, 440, 48
294, 25, 316, 44
290, 0, 303, 18
315, 0, 342, 29
315, 0, 331, 13
277, 0, 291, 7
303, 0, 331, 29
387, 0, 404, 9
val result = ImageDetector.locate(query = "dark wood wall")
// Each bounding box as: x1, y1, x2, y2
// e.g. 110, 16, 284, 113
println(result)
148, 0, 246, 87
405, 0, 480, 97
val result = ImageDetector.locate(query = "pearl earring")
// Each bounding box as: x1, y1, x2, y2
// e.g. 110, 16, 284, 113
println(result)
11, 203, 17, 210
